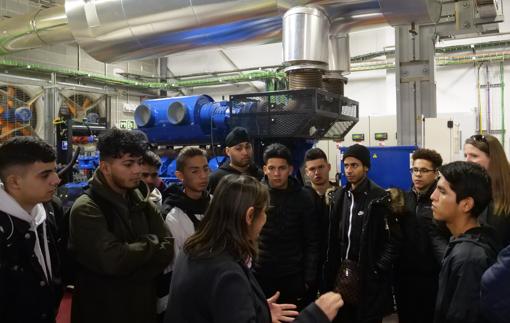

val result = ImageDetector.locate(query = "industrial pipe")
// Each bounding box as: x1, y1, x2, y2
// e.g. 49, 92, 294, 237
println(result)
0, 6, 73, 55
0, 0, 446, 63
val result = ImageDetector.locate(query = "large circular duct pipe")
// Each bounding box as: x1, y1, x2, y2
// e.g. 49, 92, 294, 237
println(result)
0, 0, 444, 63
134, 95, 237, 145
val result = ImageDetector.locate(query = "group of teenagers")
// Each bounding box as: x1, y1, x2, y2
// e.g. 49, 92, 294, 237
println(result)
0, 126, 509, 323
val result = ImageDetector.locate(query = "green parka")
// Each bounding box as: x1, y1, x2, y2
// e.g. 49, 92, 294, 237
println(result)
69, 170, 174, 323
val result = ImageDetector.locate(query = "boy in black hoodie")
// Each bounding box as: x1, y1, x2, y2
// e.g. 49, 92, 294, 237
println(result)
431, 161, 497, 323
208, 127, 263, 194
159, 147, 211, 319
0, 136, 63, 323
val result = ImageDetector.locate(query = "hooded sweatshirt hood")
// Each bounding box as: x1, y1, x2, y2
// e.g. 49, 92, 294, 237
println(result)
448, 226, 499, 261
0, 182, 52, 281
162, 183, 211, 217
149, 187, 163, 206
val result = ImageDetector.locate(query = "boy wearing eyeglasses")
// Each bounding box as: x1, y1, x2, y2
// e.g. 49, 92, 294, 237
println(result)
395, 148, 450, 323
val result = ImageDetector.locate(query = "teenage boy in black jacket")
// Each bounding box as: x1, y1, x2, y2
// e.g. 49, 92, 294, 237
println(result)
208, 127, 263, 194
330, 144, 400, 323
395, 148, 450, 323
431, 161, 497, 323
303, 148, 340, 294
0, 137, 64, 323
254, 143, 319, 309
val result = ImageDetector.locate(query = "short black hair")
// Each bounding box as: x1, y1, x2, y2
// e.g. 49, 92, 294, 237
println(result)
438, 161, 492, 217
304, 148, 328, 163
176, 147, 207, 172
0, 136, 56, 181
263, 143, 292, 165
412, 148, 443, 169
142, 150, 161, 168
97, 128, 146, 160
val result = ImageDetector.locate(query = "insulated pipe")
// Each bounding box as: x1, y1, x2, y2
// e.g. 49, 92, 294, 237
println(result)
0, 6, 73, 55
64, 0, 312, 63
0, 0, 444, 62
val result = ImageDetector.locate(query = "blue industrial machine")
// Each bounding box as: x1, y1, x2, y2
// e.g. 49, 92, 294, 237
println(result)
339, 145, 417, 190
135, 95, 232, 145
135, 89, 359, 182
56, 88, 359, 206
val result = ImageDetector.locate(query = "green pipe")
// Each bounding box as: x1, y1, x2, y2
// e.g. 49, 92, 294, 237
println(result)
0, 59, 285, 89
351, 40, 510, 62
0, 52, 506, 90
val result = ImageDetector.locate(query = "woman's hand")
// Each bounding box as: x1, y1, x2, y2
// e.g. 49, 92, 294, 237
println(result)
315, 292, 344, 322
267, 291, 299, 322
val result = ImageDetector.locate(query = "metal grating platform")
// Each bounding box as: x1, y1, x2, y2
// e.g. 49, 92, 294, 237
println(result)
229, 88, 359, 140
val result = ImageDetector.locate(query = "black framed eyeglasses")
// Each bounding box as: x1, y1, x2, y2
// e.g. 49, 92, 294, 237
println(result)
410, 167, 436, 174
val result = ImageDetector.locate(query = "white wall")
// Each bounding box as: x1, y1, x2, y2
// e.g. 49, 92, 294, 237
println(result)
346, 69, 396, 116
345, 60, 510, 154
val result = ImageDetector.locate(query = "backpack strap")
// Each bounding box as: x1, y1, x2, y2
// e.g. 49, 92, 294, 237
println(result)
184, 212, 201, 230
83, 189, 115, 232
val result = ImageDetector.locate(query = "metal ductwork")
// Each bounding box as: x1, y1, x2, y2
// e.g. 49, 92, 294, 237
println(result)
0, 0, 448, 63
0, 6, 73, 55
283, 6, 330, 90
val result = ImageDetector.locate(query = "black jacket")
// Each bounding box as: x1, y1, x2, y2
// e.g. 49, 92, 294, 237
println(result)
329, 178, 401, 321
255, 177, 319, 284
304, 184, 341, 292
69, 170, 174, 323
165, 251, 330, 323
208, 162, 264, 194
479, 202, 510, 251
395, 184, 450, 323
434, 227, 497, 323
398, 183, 450, 274
481, 244, 510, 323
0, 201, 64, 323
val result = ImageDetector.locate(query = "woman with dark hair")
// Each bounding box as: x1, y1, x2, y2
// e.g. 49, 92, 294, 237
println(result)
164, 174, 343, 323
465, 134, 510, 249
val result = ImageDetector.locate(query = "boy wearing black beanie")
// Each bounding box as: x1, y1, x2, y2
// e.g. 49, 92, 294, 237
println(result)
328, 144, 401, 323
208, 127, 263, 194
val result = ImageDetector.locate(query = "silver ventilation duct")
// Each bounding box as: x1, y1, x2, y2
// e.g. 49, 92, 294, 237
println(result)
283, 6, 330, 69
328, 33, 349, 73
0, 6, 73, 55
0, 0, 444, 63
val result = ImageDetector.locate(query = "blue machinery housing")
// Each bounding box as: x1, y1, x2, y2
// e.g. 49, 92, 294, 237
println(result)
133, 90, 360, 182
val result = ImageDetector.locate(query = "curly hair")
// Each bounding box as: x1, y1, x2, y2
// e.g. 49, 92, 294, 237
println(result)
97, 128, 146, 160
412, 148, 443, 169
